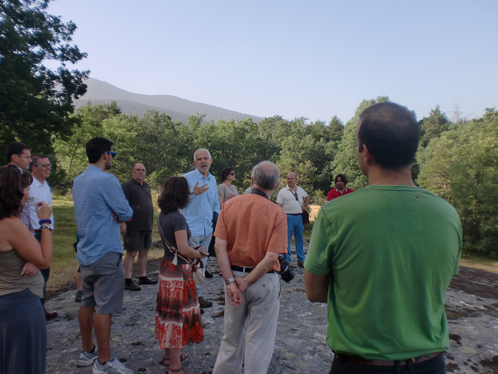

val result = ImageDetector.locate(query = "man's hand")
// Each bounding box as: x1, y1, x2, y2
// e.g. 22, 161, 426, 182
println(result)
21, 262, 39, 277
235, 276, 249, 293
111, 211, 118, 221
119, 222, 126, 236
226, 281, 243, 307
193, 181, 209, 196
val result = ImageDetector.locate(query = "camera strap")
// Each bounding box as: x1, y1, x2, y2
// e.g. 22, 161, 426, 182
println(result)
250, 188, 269, 200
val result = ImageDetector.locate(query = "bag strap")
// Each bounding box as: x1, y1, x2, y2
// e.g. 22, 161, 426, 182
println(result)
288, 188, 303, 207
157, 216, 194, 267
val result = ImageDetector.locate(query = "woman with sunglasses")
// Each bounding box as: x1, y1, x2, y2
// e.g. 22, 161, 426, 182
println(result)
0, 165, 53, 374
217, 167, 238, 207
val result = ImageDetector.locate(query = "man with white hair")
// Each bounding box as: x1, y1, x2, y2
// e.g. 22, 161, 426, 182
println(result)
213, 161, 288, 374
181, 148, 220, 309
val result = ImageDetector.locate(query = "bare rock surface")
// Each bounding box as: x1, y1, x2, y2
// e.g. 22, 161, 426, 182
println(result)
45, 244, 498, 374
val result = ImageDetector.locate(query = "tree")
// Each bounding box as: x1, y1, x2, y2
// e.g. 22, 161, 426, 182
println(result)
419, 106, 450, 147
0, 0, 88, 164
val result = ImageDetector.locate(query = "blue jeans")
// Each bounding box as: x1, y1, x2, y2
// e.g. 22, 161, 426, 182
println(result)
286, 214, 305, 263
34, 231, 50, 309
330, 354, 446, 374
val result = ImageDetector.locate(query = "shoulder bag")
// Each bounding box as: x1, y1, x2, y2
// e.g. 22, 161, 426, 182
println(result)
288, 189, 310, 225
157, 217, 206, 285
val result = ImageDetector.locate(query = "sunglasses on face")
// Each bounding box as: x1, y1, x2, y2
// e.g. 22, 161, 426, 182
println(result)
230, 172, 235, 175
101, 151, 117, 159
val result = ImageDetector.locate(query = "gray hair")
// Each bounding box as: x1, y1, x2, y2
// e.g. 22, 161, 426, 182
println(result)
251, 161, 279, 190
132, 163, 145, 172
193, 148, 212, 161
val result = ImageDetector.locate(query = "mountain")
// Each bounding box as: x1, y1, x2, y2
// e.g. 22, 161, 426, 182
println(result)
75, 78, 263, 123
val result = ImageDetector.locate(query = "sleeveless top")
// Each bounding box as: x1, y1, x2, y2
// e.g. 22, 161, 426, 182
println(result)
0, 249, 44, 298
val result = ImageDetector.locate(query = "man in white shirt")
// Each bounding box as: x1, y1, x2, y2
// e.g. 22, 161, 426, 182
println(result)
276, 172, 309, 267
28, 154, 57, 319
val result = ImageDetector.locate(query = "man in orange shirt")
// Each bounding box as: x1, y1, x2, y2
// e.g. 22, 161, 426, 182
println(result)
213, 161, 288, 374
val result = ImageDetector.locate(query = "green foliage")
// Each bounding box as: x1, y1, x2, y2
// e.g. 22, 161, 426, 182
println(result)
417, 109, 498, 257
419, 106, 450, 147
0, 0, 88, 166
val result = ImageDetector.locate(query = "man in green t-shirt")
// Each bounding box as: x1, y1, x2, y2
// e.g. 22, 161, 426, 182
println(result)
305, 102, 462, 374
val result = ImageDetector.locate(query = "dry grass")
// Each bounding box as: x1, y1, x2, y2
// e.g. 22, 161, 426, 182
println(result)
47, 196, 164, 291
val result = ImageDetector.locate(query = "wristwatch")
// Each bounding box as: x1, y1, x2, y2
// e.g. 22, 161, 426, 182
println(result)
225, 278, 235, 285
40, 224, 51, 230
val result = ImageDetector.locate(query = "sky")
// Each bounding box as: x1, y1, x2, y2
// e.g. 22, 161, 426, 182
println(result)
48, 0, 498, 124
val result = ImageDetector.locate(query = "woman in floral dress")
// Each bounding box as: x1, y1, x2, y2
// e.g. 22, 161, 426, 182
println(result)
156, 177, 206, 374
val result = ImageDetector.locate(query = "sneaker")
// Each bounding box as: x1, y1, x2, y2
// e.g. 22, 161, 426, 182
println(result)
198, 296, 213, 308
205, 270, 214, 279
75, 291, 83, 302
124, 281, 141, 291
137, 276, 158, 285
92, 357, 133, 374
78, 347, 98, 366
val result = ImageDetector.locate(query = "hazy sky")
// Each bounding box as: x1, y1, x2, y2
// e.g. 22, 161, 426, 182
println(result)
48, 0, 497, 124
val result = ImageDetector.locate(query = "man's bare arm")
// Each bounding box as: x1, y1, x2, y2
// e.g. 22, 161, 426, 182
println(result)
215, 238, 242, 307
305, 270, 330, 303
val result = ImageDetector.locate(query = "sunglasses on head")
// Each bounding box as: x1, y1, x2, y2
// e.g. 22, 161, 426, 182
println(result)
101, 151, 117, 159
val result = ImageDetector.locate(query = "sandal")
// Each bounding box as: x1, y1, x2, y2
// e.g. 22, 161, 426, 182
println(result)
169, 367, 194, 374
162, 353, 189, 367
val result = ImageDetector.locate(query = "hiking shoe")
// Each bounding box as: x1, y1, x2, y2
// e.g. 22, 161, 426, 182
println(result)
93, 357, 133, 374
78, 347, 98, 366
75, 291, 83, 302
124, 281, 141, 291
205, 270, 214, 279
137, 277, 158, 285
198, 296, 213, 308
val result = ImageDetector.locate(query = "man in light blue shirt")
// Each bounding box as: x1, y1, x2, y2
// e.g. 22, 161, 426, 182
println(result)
73, 137, 134, 374
182, 149, 220, 303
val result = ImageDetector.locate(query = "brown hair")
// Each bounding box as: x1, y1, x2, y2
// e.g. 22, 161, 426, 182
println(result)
157, 177, 191, 214
0, 165, 33, 220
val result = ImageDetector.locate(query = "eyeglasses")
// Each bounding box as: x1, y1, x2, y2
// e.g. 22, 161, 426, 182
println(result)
229, 172, 235, 175
101, 151, 117, 159
35, 163, 51, 168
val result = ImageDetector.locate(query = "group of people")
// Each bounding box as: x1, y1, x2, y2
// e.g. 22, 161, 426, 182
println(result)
0, 101, 463, 374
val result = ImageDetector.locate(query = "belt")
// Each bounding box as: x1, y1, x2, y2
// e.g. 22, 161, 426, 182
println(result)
231, 265, 276, 274
287, 213, 302, 216
334, 352, 442, 366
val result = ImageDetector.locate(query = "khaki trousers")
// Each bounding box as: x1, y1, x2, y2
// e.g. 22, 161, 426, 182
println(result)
213, 271, 281, 374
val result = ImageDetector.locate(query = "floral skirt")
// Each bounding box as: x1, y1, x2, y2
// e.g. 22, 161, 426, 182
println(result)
155, 258, 204, 349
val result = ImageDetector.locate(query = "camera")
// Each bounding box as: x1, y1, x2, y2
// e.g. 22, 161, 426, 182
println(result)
278, 255, 295, 283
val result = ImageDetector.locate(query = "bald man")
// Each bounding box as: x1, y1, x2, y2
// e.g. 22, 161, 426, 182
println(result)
120, 163, 156, 291
276, 172, 309, 267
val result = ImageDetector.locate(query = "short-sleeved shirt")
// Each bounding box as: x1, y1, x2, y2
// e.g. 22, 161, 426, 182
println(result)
305, 185, 463, 360
158, 211, 192, 266
217, 183, 238, 205
122, 179, 154, 232
28, 177, 54, 230
276, 185, 308, 214
326, 187, 354, 201
214, 191, 288, 272
73, 165, 133, 266
181, 169, 220, 237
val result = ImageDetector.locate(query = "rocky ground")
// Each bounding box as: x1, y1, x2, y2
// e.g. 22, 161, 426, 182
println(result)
45, 242, 498, 374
